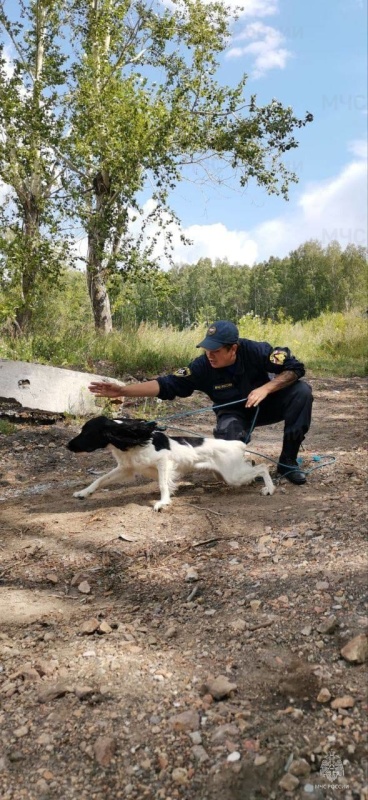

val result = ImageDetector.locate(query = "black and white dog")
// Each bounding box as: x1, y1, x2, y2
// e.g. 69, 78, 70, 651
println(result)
67, 416, 275, 511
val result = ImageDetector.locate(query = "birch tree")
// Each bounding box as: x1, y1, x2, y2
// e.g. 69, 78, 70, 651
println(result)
0, 0, 68, 331
63, 0, 313, 332
1, 0, 313, 335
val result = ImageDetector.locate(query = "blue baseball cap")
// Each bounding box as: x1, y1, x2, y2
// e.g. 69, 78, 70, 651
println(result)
196, 320, 239, 350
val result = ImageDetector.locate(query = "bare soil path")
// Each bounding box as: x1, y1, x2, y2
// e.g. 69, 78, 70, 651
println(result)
0, 377, 367, 800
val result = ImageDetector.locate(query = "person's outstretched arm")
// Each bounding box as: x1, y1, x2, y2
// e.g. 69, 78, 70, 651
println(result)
89, 379, 160, 399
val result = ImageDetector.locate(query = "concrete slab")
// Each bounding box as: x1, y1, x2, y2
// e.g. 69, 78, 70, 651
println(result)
0, 360, 120, 415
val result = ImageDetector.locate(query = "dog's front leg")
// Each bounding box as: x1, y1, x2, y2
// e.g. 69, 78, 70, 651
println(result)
73, 466, 127, 499
250, 464, 275, 496
153, 457, 173, 511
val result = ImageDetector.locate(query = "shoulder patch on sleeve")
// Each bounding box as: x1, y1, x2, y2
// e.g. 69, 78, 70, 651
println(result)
174, 367, 192, 377
269, 347, 289, 365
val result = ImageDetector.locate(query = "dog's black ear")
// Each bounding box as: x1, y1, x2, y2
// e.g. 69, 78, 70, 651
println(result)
104, 418, 158, 450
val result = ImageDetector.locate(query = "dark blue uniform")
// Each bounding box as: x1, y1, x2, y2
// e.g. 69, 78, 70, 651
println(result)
157, 338, 313, 444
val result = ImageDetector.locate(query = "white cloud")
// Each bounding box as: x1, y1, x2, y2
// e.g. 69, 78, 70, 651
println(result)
165, 222, 258, 264
348, 139, 367, 159
226, 22, 292, 77
145, 140, 367, 266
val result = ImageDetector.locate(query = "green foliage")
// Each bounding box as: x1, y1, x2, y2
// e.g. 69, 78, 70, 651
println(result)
107, 241, 367, 327
1, 0, 313, 333
1, 305, 366, 378
0, 0, 72, 330
0, 419, 16, 435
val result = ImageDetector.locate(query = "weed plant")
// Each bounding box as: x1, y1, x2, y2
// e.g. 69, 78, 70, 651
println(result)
0, 310, 366, 378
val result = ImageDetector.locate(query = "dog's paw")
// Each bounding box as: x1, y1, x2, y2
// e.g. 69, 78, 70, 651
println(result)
153, 500, 171, 512
260, 485, 275, 496
73, 490, 88, 500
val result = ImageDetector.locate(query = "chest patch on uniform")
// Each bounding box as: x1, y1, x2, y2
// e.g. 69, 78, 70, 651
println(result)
174, 367, 191, 377
269, 348, 288, 365
214, 383, 233, 390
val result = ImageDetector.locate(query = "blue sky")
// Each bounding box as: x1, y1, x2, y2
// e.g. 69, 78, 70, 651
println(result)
148, 0, 367, 265
1, 0, 367, 268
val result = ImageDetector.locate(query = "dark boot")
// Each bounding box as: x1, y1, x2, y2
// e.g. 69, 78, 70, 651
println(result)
277, 433, 306, 485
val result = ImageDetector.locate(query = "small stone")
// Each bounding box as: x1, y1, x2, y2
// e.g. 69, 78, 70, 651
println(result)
249, 600, 262, 612
330, 695, 355, 709
34, 660, 58, 677
172, 767, 188, 784
37, 733, 53, 745
158, 753, 168, 771
205, 675, 237, 700
188, 731, 202, 745
10, 666, 40, 682
14, 725, 28, 738
277, 595, 289, 605
185, 568, 199, 583
74, 686, 96, 700
211, 724, 239, 743
37, 682, 73, 703
230, 618, 247, 633
78, 580, 91, 594
7, 751, 23, 763
35, 779, 49, 795
254, 755, 268, 766
71, 572, 87, 586
93, 736, 116, 766
340, 634, 368, 663
164, 625, 178, 639
301, 625, 312, 636
288, 758, 310, 776
168, 710, 200, 731
279, 772, 300, 791
98, 621, 112, 635
227, 751, 241, 762
46, 573, 58, 584
191, 745, 209, 763
315, 581, 329, 591
316, 615, 338, 634
316, 688, 331, 703
0, 755, 9, 772
80, 618, 100, 635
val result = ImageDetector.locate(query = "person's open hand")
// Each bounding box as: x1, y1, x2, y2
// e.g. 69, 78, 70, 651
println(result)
89, 381, 124, 398
245, 386, 269, 408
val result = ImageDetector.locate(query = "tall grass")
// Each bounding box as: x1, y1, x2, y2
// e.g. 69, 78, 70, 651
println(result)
0, 310, 366, 377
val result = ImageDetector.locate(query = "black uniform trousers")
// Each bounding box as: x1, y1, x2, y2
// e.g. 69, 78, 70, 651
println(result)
213, 381, 313, 446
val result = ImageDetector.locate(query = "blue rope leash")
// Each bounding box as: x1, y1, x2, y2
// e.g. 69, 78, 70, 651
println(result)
156, 400, 259, 445
242, 447, 336, 476
153, 397, 335, 477
155, 396, 251, 423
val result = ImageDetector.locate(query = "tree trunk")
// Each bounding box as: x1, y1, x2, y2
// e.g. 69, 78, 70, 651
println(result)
87, 228, 113, 334
86, 169, 114, 333
15, 202, 40, 332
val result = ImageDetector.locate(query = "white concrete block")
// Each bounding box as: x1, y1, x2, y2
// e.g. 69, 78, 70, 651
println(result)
0, 360, 119, 415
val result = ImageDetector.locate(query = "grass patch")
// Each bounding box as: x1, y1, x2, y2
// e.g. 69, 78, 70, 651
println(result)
0, 419, 16, 435
0, 310, 366, 378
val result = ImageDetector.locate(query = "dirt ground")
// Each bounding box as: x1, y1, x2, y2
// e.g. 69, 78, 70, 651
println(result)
0, 376, 367, 800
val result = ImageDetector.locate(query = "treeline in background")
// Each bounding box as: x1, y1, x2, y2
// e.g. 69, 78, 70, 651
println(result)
110, 240, 366, 328
1, 238, 366, 378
